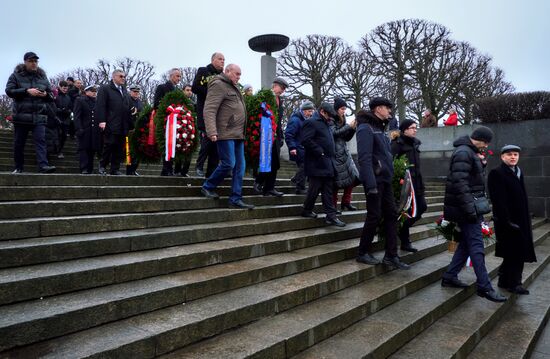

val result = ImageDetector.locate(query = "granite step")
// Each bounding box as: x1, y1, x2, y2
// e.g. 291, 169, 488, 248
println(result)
467, 264, 550, 359
531, 315, 550, 358
292, 224, 550, 359
0, 233, 445, 357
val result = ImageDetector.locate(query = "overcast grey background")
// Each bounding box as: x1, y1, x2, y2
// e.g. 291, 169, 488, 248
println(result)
1, 0, 549, 94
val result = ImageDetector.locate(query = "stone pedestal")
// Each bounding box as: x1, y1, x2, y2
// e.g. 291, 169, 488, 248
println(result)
261, 55, 277, 90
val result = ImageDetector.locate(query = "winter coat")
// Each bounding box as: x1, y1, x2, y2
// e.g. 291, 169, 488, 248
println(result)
421, 114, 437, 128
444, 112, 458, 126
5, 64, 54, 126
285, 110, 307, 163
129, 97, 144, 131
55, 91, 72, 125
95, 81, 131, 136
488, 162, 536, 262
443, 135, 486, 223
330, 117, 359, 188
153, 81, 176, 110
192, 64, 222, 131
301, 112, 336, 177
355, 111, 394, 190
74, 95, 101, 151
391, 133, 425, 196
203, 73, 247, 140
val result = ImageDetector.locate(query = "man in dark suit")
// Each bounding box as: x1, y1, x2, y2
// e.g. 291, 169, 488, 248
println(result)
193, 52, 224, 177
154, 68, 182, 176
300, 102, 345, 227
96, 69, 131, 175
488, 145, 537, 295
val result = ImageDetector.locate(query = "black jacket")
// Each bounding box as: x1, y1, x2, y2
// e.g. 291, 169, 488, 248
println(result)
55, 91, 73, 125
153, 81, 176, 110
285, 110, 307, 163
301, 112, 336, 177
95, 81, 131, 135
192, 64, 222, 131
443, 135, 486, 223
74, 95, 101, 151
355, 111, 393, 190
5, 64, 54, 126
488, 162, 536, 262
330, 117, 358, 188
391, 134, 425, 196
129, 97, 144, 131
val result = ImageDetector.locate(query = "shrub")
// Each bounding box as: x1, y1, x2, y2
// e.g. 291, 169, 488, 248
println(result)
473, 91, 550, 123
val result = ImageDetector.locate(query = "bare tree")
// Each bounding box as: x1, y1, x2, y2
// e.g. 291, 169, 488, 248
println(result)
0, 95, 13, 129
278, 35, 352, 106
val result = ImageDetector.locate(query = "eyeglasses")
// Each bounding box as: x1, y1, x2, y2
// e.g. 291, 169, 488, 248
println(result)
118, 75, 126, 78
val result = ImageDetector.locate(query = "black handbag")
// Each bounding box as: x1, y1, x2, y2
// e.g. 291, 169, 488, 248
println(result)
473, 194, 491, 215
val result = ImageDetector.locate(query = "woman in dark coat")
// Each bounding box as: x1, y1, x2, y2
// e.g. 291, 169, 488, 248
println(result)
73, 85, 101, 174
391, 119, 428, 252
331, 98, 359, 211
488, 145, 536, 294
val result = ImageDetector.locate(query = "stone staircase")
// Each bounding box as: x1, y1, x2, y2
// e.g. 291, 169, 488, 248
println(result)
0, 130, 549, 358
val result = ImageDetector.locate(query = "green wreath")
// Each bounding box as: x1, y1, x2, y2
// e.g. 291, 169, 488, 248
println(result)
244, 89, 278, 169
129, 104, 162, 164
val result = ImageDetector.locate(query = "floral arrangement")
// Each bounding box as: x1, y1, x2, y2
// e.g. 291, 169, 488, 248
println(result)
433, 215, 461, 242
154, 90, 198, 162
129, 104, 162, 163
244, 89, 278, 168
481, 221, 495, 241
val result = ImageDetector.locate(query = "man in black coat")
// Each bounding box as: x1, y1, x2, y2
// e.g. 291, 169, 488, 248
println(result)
5, 51, 56, 173
54, 80, 72, 159
96, 69, 131, 175
154, 68, 182, 176
441, 126, 506, 302
391, 119, 427, 252
488, 145, 536, 295
192, 52, 224, 177
74, 85, 100, 174
355, 97, 409, 270
126, 85, 144, 176
300, 102, 345, 227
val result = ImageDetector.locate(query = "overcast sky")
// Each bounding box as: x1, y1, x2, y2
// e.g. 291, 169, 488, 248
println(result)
1, 0, 549, 95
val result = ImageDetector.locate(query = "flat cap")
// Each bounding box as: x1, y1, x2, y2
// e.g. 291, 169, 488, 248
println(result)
273, 77, 289, 89
319, 102, 337, 117
369, 97, 393, 110
500, 144, 521, 154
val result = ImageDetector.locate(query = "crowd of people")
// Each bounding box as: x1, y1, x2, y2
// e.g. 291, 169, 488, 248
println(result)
5, 51, 536, 302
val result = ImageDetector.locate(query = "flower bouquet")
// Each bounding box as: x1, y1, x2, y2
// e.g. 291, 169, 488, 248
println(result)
432, 215, 461, 252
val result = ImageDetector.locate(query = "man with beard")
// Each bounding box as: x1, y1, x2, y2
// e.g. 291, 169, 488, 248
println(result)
193, 52, 224, 177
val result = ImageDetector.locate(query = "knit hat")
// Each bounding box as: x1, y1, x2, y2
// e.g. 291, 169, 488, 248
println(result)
471, 126, 494, 143
399, 119, 417, 132
300, 101, 315, 111
333, 98, 347, 111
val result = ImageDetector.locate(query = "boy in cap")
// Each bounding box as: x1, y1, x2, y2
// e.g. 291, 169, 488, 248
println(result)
488, 145, 536, 294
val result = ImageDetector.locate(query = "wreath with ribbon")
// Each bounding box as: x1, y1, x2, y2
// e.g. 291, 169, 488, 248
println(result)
154, 90, 198, 162
244, 89, 278, 168
129, 104, 162, 163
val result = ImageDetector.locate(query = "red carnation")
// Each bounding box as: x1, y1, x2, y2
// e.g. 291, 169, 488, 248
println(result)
255, 121, 260, 127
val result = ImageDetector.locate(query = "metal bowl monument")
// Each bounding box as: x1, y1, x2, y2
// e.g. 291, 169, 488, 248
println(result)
248, 34, 289, 89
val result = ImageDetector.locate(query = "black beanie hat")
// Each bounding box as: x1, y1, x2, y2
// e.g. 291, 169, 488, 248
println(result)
471, 126, 494, 143
333, 97, 347, 111
399, 119, 416, 132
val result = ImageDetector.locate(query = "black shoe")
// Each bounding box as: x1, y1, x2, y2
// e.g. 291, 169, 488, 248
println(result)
356, 253, 381, 265
341, 203, 357, 211
98, 167, 107, 175
441, 277, 469, 288
180, 173, 190, 177
38, 165, 56, 173
508, 285, 529, 295
263, 189, 284, 197
229, 200, 255, 209
295, 189, 307, 195
477, 289, 507, 302
160, 171, 174, 176
253, 182, 263, 194
110, 170, 123, 176
382, 256, 411, 270
196, 169, 205, 177
201, 187, 219, 199
81, 170, 89, 175
301, 210, 318, 218
400, 244, 418, 253
11, 169, 23, 174
325, 217, 346, 227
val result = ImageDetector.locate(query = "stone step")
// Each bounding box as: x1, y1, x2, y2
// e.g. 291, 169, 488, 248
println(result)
0, 234, 447, 357
467, 264, 550, 359
389, 242, 550, 359
531, 316, 550, 358
291, 226, 550, 359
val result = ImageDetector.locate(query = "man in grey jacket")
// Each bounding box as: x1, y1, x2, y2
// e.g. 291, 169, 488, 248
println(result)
200, 64, 254, 209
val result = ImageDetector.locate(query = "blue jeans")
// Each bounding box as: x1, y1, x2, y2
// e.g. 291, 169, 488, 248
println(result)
203, 139, 245, 204
14, 123, 49, 170
442, 218, 492, 292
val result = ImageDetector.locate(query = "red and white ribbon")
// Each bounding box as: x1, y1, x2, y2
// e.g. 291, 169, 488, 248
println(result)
165, 105, 182, 161
404, 169, 418, 219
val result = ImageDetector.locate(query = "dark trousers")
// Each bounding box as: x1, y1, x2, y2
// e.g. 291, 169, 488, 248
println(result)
498, 257, 525, 288
196, 133, 219, 177
58, 123, 68, 154
442, 218, 492, 292
174, 157, 191, 176
358, 182, 398, 258
256, 170, 278, 193
161, 159, 173, 175
303, 176, 337, 219
100, 133, 124, 173
292, 161, 306, 190
126, 161, 139, 175
398, 194, 428, 246
13, 123, 49, 170
79, 149, 99, 173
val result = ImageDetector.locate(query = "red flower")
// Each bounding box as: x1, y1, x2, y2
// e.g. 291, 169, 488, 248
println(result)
255, 121, 260, 127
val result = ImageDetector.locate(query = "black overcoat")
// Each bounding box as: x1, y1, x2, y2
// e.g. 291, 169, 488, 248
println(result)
95, 81, 131, 136
74, 95, 101, 151
488, 162, 536, 262
301, 112, 336, 177
391, 134, 425, 196
330, 118, 358, 188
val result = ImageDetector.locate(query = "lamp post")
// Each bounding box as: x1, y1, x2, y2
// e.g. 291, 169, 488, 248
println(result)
248, 34, 289, 89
